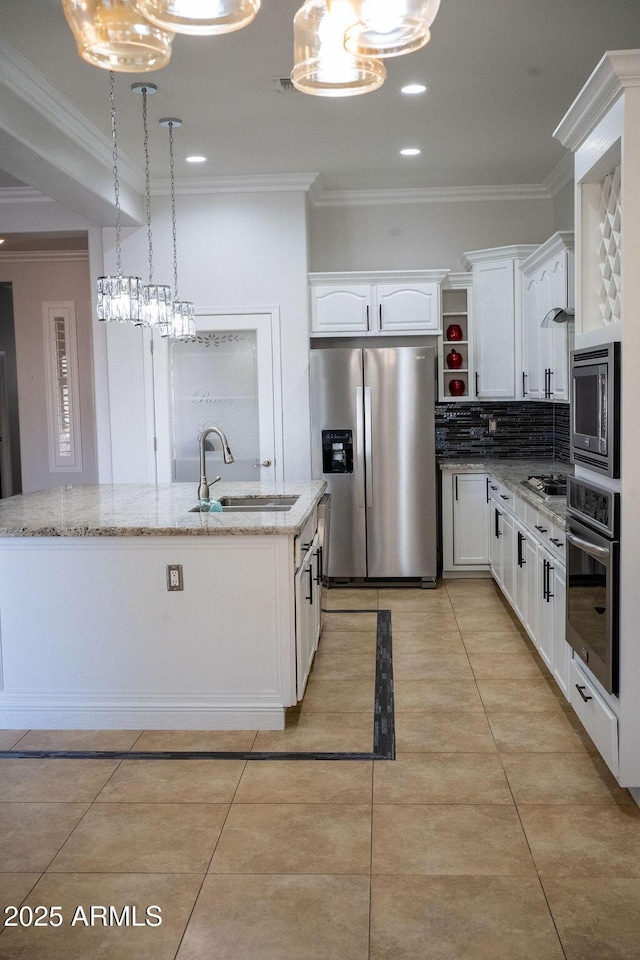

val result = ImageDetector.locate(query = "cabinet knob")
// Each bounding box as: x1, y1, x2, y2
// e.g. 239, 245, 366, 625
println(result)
255, 458, 272, 467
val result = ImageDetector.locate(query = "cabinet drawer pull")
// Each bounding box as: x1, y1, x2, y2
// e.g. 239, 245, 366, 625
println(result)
576, 684, 593, 703
366, 305, 370, 331
485, 476, 491, 503
490, 485, 498, 491
550, 537, 564, 548
500, 494, 510, 500
522, 370, 528, 397
535, 524, 548, 534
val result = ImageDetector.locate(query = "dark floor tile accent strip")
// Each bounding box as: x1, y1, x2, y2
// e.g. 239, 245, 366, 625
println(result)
1, 609, 396, 763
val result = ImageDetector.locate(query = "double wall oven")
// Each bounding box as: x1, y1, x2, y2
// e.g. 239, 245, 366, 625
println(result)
565, 476, 620, 695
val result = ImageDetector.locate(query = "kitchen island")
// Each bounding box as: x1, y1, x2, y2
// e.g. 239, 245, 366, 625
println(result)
0, 481, 326, 731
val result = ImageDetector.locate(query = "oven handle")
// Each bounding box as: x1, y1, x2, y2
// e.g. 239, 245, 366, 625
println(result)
565, 531, 610, 562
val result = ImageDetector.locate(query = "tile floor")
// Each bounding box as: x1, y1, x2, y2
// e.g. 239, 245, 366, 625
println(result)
1, 580, 640, 958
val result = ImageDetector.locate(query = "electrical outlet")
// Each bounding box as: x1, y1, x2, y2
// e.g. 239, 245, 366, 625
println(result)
166, 564, 183, 591
488, 419, 498, 434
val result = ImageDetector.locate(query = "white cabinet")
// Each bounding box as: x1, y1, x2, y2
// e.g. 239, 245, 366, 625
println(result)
441, 472, 490, 575
295, 531, 321, 700
462, 246, 536, 399
438, 275, 474, 401
489, 495, 514, 602
521, 233, 574, 402
309, 271, 448, 336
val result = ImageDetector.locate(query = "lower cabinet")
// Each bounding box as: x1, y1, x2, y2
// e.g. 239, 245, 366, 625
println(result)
294, 531, 321, 700
442, 472, 491, 574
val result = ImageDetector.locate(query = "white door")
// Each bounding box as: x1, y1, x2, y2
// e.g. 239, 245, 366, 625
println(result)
474, 260, 516, 399
375, 283, 441, 332
158, 311, 283, 484
310, 285, 371, 334
453, 473, 490, 565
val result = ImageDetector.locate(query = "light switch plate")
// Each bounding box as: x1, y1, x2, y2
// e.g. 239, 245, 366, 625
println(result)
166, 564, 183, 591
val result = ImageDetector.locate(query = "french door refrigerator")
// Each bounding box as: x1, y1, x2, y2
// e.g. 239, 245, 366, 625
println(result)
310, 345, 436, 584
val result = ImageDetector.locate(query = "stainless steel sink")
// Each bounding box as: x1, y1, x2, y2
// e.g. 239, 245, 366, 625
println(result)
190, 496, 298, 513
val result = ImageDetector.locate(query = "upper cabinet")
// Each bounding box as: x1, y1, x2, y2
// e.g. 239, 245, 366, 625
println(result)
521, 233, 574, 402
461, 246, 537, 400
309, 271, 449, 336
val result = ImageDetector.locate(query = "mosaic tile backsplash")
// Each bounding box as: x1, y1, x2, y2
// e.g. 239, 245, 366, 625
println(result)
436, 401, 570, 462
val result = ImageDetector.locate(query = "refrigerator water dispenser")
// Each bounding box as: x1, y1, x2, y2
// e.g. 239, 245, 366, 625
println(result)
322, 430, 353, 474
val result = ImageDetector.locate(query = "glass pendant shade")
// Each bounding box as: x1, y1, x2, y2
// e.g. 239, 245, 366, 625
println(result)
292, 0, 385, 97
142, 283, 173, 327
61, 0, 173, 72
97, 275, 145, 322
135, 0, 260, 35
169, 301, 196, 340
343, 0, 441, 58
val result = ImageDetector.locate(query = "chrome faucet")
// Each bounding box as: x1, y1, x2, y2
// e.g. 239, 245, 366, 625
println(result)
197, 426, 234, 502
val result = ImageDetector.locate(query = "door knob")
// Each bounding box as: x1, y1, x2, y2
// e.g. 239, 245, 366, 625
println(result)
260, 458, 272, 467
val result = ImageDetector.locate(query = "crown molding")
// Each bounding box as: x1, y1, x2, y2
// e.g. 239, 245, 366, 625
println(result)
309, 269, 450, 285
151, 173, 320, 196
521, 231, 574, 276
542, 153, 574, 197
554, 49, 640, 151
0, 37, 142, 191
312, 182, 552, 207
0, 251, 88, 263
461, 244, 539, 271
0, 186, 54, 204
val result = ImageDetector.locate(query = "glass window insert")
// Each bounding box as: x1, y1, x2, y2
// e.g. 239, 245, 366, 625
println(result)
42, 302, 83, 472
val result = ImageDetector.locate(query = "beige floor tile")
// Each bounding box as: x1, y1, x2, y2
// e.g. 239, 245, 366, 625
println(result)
0, 731, 29, 750
0, 873, 202, 960
462, 631, 533, 654
234, 760, 372, 803
372, 804, 535, 875
0, 873, 40, 908
12, 730, 142, 752
542, 877, 640, 960
0, 759, 120, 802
454, 609, 521, 632
132, 730, 257, 752
393, 680, 484, 713
519, 805, 640, 877
392, 631, 466, 654
300, 679, 375, 713
175, 874, 370, 960
503, 753, 635, 805
393, 652, 473, 680
469, 650, 545, 680
321, 612, 378, 633
445, 578, 500, 595
488, 712, 596, 754
253, 713, 373, 753
371, 876, 564, 960
395, 711, 497, 754
378, 594, 454, 615
48, 802, 228, 874
373, 754, 512, 804
317, 631, 377, 655
209, 804, 372, 874
310, 653, 376, 681
391, 612, 460, 634
324, 588, 378, 610
477, 678, 566, 713
0, 803, 89, 872
96, 759, 246, 803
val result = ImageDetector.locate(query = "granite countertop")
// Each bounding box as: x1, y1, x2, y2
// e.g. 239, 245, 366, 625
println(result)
439, 458, 572, 527
0, 481, 327, 538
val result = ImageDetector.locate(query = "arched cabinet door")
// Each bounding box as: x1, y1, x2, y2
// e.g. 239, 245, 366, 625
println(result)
375, 283, 441, 332
310, 285, 371, 335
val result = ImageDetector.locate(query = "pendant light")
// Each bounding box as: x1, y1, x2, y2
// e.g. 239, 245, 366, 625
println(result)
343, 0, 441, 58
160, 118, 196, 340
131, 82, 173, 330
96, 72, 145, 324
134, 0, 260, 35
291, 0, 385, 97
61, 0, 173, 73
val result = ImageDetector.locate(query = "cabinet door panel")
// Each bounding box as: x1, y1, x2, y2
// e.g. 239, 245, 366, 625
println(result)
522, 275, 543, 399
376, 283, 441, 332
501, 510, 515, 604
536, 548, 553, 668
474, 260, 516, 398
311, 285, 371, 334
489, 501, 503, 586
453, 473, 490, 565
551, 562, 569, 699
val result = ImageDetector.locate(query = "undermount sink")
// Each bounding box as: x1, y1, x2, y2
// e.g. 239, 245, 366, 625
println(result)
190, 496, 299, 513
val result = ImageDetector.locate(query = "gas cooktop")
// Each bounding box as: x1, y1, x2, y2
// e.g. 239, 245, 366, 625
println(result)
520, 474, 568, 499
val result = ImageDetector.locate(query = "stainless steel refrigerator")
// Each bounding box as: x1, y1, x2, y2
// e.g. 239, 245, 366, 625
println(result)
310, 345, 437, 584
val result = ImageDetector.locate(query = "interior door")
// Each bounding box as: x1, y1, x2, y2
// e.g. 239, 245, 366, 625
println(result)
165, 311, 282, 484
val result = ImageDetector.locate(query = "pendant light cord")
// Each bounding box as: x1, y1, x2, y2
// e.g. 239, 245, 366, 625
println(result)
168, 122, 179, 300
109, 71, 123, 279
142, 86, 154, 286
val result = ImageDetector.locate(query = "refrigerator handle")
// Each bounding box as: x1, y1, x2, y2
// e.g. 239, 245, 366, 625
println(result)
355, 386, 366, 508
364, 385, 374, 505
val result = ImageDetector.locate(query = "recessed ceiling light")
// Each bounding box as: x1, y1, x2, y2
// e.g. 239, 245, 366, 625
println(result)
401, 83, 427, 95
400, 148, 421, 156
185, 155, 207, 163
0, 239, 4, 245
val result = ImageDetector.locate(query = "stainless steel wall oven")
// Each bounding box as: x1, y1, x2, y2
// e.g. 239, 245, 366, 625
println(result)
571, 341, 620, 477
566, 476, 620, 695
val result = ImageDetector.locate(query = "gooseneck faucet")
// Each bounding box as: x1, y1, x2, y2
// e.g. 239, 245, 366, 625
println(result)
198, 426, 234, 502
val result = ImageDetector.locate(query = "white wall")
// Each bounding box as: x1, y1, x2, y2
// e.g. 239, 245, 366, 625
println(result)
99, 188, 312, 483
309, 197, 556, 272
552, 181, 575, 232
0, 255, 98, 494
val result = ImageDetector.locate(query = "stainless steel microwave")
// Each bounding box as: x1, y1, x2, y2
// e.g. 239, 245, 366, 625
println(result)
570, 342, 620, 478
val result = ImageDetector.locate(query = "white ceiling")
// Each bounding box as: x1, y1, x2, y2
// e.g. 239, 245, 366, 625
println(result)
0, 0, 639, 216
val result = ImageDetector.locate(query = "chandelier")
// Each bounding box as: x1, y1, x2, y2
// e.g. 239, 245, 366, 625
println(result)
61, 0, 440, 94
160, 118, 196, 341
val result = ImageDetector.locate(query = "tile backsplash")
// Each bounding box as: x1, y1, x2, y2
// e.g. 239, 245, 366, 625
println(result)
436, 401, 570, 462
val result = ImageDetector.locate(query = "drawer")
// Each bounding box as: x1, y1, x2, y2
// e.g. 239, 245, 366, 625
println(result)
570, 659, 619, 776
546, 521, 566, 560
487, 478, 515, 514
